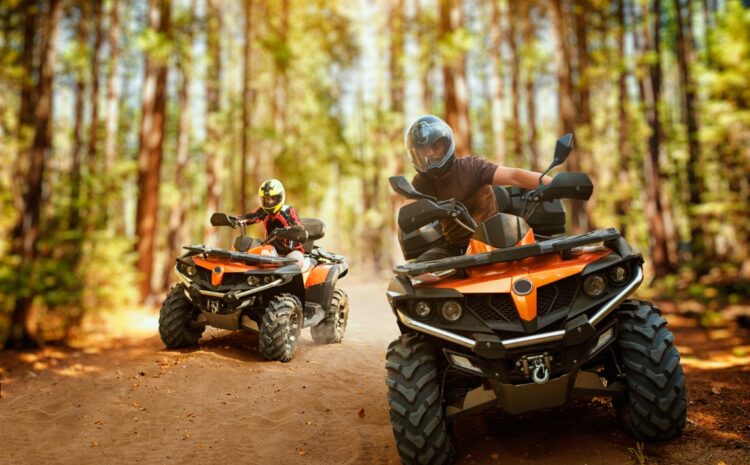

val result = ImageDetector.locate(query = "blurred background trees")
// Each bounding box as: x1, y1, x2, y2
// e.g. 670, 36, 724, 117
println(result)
0, 0, 748, 348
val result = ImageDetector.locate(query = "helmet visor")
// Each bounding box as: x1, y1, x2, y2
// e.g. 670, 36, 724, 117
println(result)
262, 194, 282, 209
405, 120, 455, 173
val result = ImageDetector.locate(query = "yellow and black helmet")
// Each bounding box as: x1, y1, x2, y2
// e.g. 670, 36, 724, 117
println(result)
259, 179, 285, 214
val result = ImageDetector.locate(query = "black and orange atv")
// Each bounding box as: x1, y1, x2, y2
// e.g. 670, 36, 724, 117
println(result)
385, 134, 686, 464
158, 213, 349, 362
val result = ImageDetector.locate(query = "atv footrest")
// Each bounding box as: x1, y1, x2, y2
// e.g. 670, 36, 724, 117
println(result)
394, 228, 621, 277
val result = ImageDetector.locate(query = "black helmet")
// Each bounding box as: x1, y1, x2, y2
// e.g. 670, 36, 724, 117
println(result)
405, 115, 456, 177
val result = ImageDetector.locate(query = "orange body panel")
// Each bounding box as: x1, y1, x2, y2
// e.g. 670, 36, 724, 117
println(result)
306, 264, 334, 288
419, 230, 612, 321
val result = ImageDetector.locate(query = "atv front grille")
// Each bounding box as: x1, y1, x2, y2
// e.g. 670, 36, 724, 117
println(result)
465, 294, 519, 323
465, 276, 579, 323
536, 276, 579, 316
194, 268, 247, 289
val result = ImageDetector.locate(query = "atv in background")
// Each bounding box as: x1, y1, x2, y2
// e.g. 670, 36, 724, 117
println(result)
385, 134, 686, 464
159, 214, 349, 362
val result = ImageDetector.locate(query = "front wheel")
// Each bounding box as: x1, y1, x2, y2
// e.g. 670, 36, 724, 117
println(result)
259, 294, 302, 362
310, 288, 349, 344
386, 334, 454, 465
159, 286, 203, 348
615, 300, 687, 441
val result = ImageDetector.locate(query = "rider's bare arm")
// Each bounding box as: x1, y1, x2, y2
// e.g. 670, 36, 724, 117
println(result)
492, 166, 552, 189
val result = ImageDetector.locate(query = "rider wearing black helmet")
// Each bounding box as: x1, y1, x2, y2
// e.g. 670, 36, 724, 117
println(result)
405, 115, 552, 262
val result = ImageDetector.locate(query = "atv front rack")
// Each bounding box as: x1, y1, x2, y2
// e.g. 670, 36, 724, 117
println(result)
393, 228, 622, 277
182, 244, 298, 265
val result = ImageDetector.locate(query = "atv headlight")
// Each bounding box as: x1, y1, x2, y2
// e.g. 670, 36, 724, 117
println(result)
441, 301, 462, 322
413, 301, 432, 319
609, 265, 629, 285
186, 265, 197, 277
247, 275, 260, 286
583, 275, 606, 297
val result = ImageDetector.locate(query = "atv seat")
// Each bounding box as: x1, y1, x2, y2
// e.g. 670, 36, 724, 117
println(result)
300, 218, 325, 253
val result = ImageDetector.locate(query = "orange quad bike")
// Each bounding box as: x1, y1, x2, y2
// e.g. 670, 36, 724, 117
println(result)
158, 213, 349, 362
385, 134, 686, 464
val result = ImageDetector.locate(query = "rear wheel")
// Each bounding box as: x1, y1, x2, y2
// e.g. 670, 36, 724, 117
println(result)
310, 288, 348, 344
386, 334, 453, 465
159, 286, 203, 348
259, 294, 302, 362
615, 300, 687, 441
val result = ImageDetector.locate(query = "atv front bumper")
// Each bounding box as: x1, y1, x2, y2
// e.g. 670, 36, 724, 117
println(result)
395, 266, 642, 357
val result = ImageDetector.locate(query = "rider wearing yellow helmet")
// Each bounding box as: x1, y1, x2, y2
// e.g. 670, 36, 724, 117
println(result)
238, 179, 306, 267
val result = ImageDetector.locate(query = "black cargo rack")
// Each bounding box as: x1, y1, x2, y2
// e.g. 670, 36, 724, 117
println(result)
393, 228, 622, 277
183, 244, 297, 265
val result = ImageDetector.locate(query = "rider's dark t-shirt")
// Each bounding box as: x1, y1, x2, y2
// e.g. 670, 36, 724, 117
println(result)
412, 156, 498, 247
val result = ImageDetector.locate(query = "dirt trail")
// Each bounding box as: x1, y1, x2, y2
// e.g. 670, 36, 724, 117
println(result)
1, 280, 749, 465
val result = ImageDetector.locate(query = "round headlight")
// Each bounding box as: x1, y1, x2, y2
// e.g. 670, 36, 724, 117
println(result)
609, 265, 629, 284
186, 265, 197, 277
441, 301, 462, 322
264, 276, 273, 283
583, 275, 607, 297
247, 275, 260, 286
413, 301, 432, 318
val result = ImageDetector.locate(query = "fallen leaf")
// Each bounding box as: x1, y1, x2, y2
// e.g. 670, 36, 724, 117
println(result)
183, 431, 190, 440
711, 386, 722, 395
94, 420, 103, 425
187, 412, 195, 417
305, 420, 312, 425
296, 447, 306, 456
132, 401, 141, 408
91, 439, 98, 447
357, 408, 365, 418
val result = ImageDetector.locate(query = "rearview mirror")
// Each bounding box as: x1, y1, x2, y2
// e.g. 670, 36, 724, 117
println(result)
210, 212, 234, 227
389, 176, 435, 201
552, 133, 574, 168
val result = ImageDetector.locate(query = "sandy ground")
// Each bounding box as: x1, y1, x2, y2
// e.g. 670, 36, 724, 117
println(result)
1, 279, 749, 465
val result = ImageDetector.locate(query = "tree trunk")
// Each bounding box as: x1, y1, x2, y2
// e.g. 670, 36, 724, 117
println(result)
489, 0, 506, 164
389, 0, 406, 266
204, 0, 222, 245
69, 3, 89, 232
87, 0, 104, 229
11, 0, 39, 221
241, 0, 255, 214
551, 0, 587, 233
5, 0, 63, 350
440, 0, 471, 155
572, 0, 593, 231
135, 0, 171, 302
522, 1, 540, 171
103, 0, 121, 229
507, 0, 522, 164
615, 0, 631, 238
673, 0, 705, 264
639, 0, 673, 278
162, 0, 195, 291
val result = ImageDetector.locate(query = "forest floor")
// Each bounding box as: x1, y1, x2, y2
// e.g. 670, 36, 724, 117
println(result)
1, 279, 749, 465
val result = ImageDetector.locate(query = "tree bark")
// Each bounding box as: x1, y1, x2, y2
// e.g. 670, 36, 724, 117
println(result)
103, 0, 121, 230
673, 0, 705, 263
639, 0, 674, 278
241, 0, 255, 214
522, 1, 540, 171
389, 0, 406, 265
551, 0, 588, 233
440, 0, 471, 155
87, 0, 104, 229
5, 0, 63, 349
507, 0, 522, 164
615, 0, 631, 238
69, 3, 89, 232
489, 0, 506, 164
204, 0, 222, 245
162, 0, 195, 291
135, 0, 171, 302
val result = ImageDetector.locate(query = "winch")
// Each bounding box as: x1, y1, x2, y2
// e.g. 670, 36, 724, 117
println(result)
516, 353, 553, 384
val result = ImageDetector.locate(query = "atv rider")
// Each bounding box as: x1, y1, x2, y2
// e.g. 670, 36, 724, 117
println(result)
405, 115, 553, 262
236, 179, 307, 270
